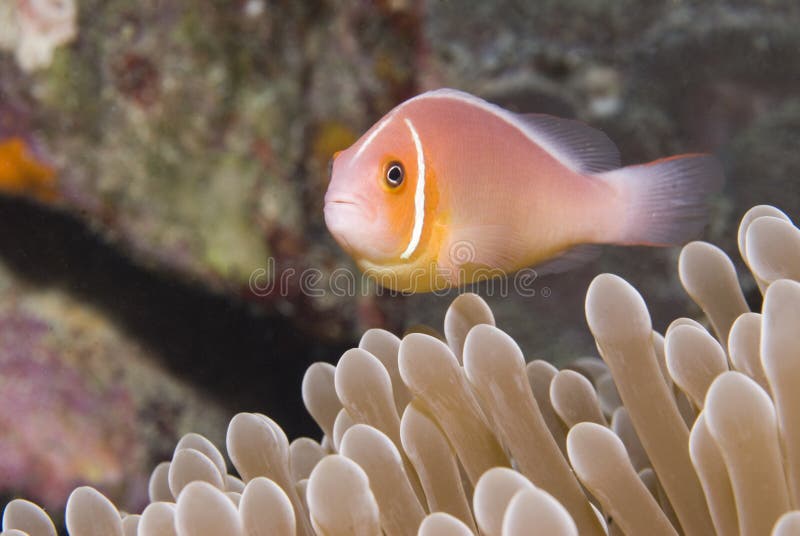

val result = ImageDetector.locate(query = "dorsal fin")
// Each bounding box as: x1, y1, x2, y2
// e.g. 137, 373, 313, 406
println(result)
411, 89, 621, 174
516, 113, 621, 174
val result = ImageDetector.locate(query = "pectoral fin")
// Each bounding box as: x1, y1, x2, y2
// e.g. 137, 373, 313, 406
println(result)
438, 225, 528, 285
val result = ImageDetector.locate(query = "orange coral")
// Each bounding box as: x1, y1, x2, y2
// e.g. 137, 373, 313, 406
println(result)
0, 137, 58, 202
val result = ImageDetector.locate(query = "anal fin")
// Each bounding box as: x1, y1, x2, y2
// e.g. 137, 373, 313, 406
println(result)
530, 244, 603, 276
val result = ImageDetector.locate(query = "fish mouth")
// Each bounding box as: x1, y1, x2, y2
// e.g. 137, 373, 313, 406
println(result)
323, 190, 361, 207
323, 194, 375, 221
328, 199, 357, 206
323, 198, 359, 215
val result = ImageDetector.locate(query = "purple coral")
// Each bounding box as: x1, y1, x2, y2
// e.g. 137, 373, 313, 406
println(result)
0, 308, 138, 509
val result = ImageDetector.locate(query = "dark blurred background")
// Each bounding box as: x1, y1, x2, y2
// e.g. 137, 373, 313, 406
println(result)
0, 0, 798, 516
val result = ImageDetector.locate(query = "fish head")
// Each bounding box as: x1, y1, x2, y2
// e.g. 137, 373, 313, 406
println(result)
324, 113, 424, 266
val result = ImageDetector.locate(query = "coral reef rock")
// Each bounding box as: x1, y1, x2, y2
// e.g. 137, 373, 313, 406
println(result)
1, 1, 799, 352
0, 261, 228, 516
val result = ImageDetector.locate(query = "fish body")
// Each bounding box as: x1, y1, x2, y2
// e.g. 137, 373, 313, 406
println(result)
324, 89, 722, 292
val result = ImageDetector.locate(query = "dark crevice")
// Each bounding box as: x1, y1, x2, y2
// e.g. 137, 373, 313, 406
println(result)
0, 194, 347, 439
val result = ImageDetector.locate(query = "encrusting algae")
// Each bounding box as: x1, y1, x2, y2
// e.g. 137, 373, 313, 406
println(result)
2, 204, 800, 535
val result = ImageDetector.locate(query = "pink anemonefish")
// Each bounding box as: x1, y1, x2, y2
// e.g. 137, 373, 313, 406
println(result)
324, 88, 723, 293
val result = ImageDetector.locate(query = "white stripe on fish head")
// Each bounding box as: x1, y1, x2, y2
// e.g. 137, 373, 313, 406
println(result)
400, 118, 426, 260
353, 115, 394, 161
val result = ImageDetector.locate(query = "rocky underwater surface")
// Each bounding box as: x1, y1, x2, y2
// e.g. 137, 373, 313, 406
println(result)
0, 0, 799, 524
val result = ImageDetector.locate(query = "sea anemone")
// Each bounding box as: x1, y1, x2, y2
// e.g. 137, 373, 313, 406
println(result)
3, 204, 800, 535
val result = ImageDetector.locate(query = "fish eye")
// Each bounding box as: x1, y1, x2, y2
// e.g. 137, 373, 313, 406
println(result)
385, 161, 404, 188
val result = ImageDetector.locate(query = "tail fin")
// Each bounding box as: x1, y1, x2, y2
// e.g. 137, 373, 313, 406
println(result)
597, 154, 724, 246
